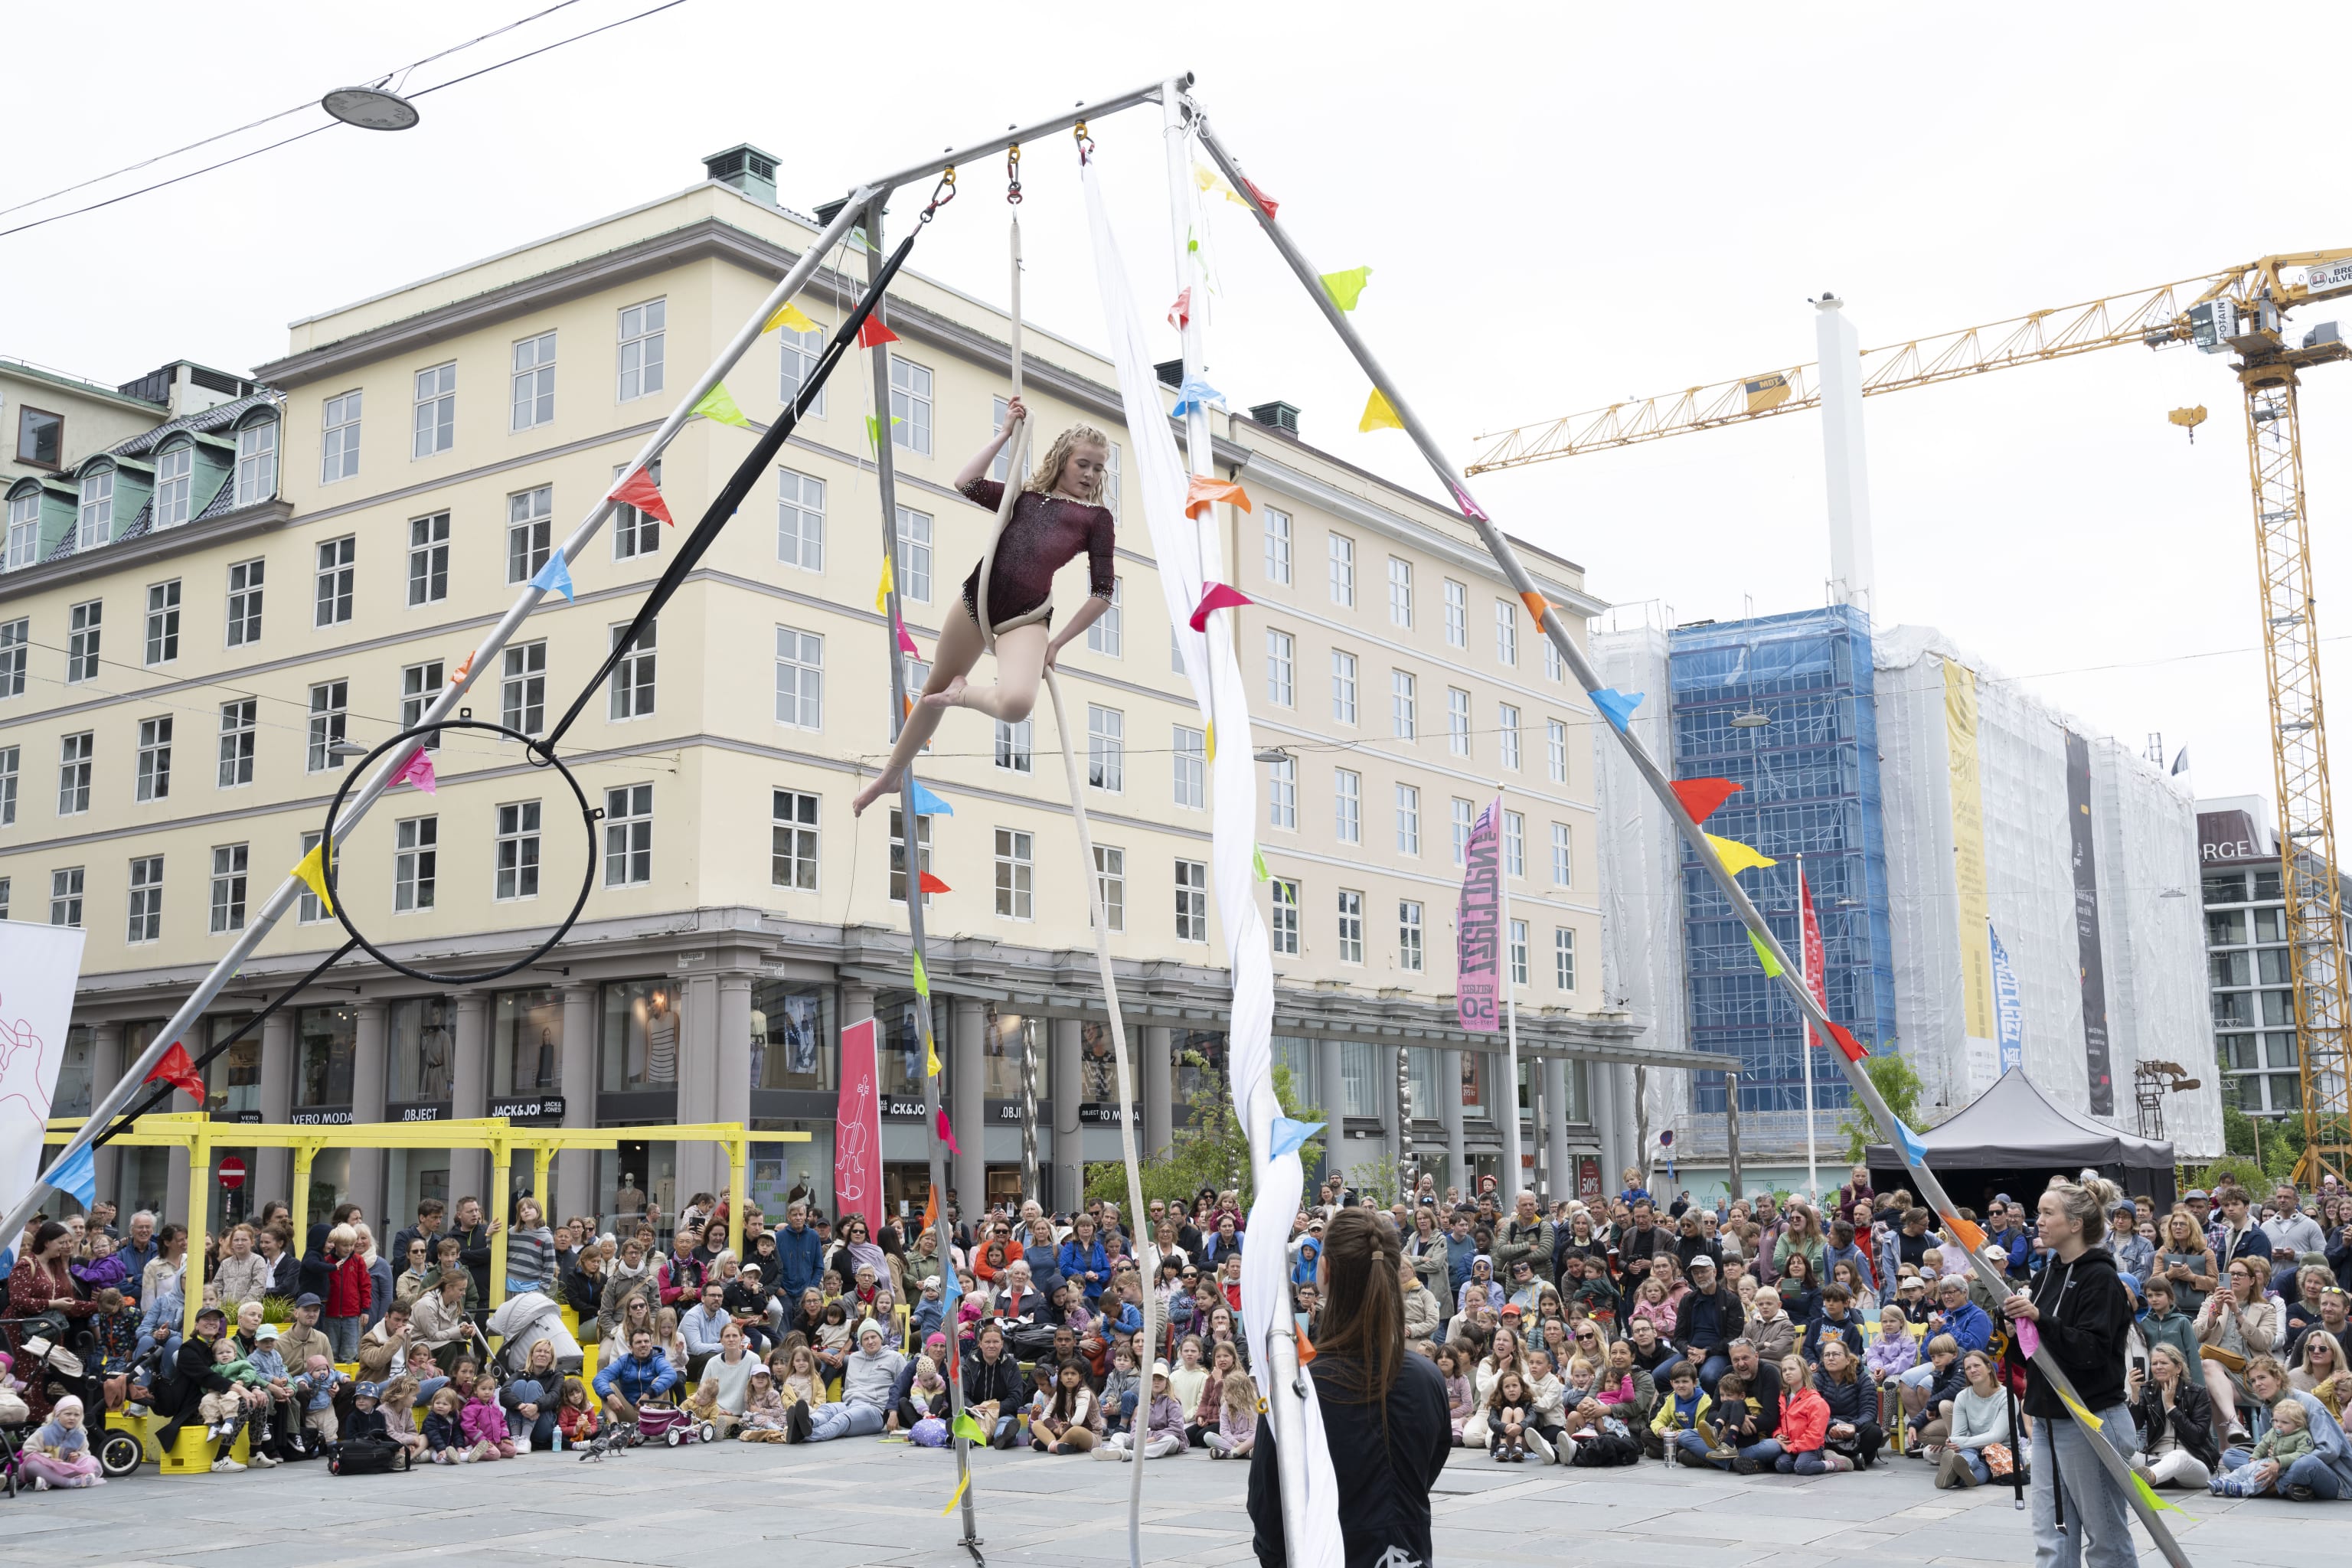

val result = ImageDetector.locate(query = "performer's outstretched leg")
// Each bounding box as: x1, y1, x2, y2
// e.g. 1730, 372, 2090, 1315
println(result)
851, 604, 991, 816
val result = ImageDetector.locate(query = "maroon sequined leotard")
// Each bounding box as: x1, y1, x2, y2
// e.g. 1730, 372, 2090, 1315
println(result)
957, 478, 1117, 632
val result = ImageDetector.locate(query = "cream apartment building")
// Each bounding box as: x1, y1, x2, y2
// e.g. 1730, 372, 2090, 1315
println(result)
0, 144, 1671, 1234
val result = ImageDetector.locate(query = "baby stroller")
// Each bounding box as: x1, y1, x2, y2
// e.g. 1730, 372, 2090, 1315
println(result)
0, 1319, 142, 1489
635, 1403, 715, 1448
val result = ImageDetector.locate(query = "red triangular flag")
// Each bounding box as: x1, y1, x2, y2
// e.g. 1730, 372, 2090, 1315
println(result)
1242, 177, 1280, 219
609, 466, 673, 526
1188, 581, 1254, 632
1824, 1021, 1870, 1063
1168, 288, 1191, 330
145, 1041, 205, 1102
918, 871, 952, 895
936, 1108, 962, 1158
1670, 778, 1742, 825
854, 317, 900, 349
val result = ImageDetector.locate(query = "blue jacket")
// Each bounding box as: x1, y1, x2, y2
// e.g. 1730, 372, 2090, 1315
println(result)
1102, 1298, 1142, 1338
1936, 1298, 1994, 1354
774, 1224, 825, 1302
1445, 1233, 1478, 1295
593, 1348, 680, 1405
1988, 1224, 2031, 1279
1290, 1238, 1321, 1289
1059, 1238, 1111, 1301
118, 1236, 161, 1303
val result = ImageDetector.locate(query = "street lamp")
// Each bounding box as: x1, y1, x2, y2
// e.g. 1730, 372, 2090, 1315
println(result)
322, 84, 421, 131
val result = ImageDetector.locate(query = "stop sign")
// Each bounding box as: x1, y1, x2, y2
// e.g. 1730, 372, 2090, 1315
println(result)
217, 1155, 247, 1191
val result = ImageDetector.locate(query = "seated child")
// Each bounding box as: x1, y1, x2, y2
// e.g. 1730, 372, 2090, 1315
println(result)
295, 1354, 350, 1445
18, 1394, 106, 1489
379, 1374, 430, 1461
739, 1366, 790, 1442
1436, 1344, 1475, 1444
1100, 1341, 1141, 1436
70, 1233, 129, 1293
345, 1382, 393, 1445
1488, 1370, 1533, 1463
555, 1376, 601, 1448
2213, 1399, 2314, 1497
1204, 1370, 1256, 1460
459, 1371, 516, 1460
1773, 1355, 1844, 1475
198, 1334, 272, 1462
423, 1387, 469, 1463
1709, 1374, 1764, 1469
1653, 1364, 1720, 1468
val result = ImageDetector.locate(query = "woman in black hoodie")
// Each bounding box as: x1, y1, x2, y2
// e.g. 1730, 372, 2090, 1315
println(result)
2001, 1172, 2138, 1568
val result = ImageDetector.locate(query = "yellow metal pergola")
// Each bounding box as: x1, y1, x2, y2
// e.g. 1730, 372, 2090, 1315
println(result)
43, 1116, 802, 1337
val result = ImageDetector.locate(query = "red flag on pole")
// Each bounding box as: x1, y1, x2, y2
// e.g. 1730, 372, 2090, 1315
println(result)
145, 1041, 205, 1101
609, 466, 673, 526
854, 317, 900, 349
1798, 866, 1828, 1047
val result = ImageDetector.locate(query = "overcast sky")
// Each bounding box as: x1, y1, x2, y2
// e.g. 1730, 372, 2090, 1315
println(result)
10, 2, 2349, 825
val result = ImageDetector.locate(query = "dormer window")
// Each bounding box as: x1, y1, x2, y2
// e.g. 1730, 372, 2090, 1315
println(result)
154, 444, 194, 528
5, 488, 38, 570
77, 469, 113, 550
234, 417, 278, 507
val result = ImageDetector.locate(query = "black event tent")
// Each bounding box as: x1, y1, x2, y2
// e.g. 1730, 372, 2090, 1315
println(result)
1865, 1070, 2177, 1215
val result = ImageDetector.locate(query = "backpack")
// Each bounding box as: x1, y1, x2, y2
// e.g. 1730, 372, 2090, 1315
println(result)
328, 1436, 413, 1475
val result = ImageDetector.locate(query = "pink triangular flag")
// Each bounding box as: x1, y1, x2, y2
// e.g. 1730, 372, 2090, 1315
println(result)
895, 615, 920, 656
1168, 288, 1191, 330
2015, 1319, 2040, 1360
391, 749, 437, 794
935, 1107, 962, 1158
609, 466, 673, 526
1188, 581, 1254, 632
1449, 482, 1490, 524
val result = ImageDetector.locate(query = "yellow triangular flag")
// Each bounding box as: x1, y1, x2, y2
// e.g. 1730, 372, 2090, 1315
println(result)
875, 554, 895, 612
2056, 1388, 2103, 1430
691, 382, 751, 428
1359, 388, 1404, 433
291, 843, 335, 916
764, 302, 817, 335
1321, 266, 1373, 311
1704, 833, 1777, 875
940, 1470, 970, 1514
1205, 720, 1216, 764
926, 1037, 943, 1078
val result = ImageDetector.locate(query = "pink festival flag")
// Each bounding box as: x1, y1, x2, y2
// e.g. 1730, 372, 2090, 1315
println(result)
1455, 799, 1502, 1032
834, 1018, 884, 1232
391, 750, 437, 793
1798, 866, 1826, 1046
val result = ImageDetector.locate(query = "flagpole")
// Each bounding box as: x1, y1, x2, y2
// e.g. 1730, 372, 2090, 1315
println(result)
1798, 854, 1818, 1204
1498, 786, 1524, 1200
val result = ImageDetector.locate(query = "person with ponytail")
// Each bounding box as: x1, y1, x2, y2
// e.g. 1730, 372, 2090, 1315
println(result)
1249, 1208, 1450, 1568
2004, 1171, 2140, 1568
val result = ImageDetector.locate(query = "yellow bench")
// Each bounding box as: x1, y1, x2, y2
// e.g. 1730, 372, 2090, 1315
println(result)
158, 1419, 249, 1475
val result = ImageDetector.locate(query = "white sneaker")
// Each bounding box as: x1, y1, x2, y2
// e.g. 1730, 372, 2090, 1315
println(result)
251, 1453, 282, 1469
211, 1458, 247, 1473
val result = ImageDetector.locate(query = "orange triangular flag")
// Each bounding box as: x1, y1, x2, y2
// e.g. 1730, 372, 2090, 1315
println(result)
1295, 1321, 1315, 1364
1519, 590, 1550, 628
1184, 475, 1253, 519
1824, 1021, 1870, 1062
918, 871, 952, 895
922, 1184, 938, 1236
449, 652, 474, 685
1671, 779, 1742, 825
855, 317, 900, 349
1941, 1213, 1987, 1253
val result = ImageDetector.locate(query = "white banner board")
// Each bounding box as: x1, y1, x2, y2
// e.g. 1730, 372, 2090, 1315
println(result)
0, 920, 88, 1220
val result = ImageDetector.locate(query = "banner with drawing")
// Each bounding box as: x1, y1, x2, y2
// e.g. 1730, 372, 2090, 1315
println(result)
0, 922, 88, 1254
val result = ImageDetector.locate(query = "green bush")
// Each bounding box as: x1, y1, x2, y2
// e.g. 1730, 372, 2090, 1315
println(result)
1837, 1054, 1926, 1162
1086, 1063, 1322, 1208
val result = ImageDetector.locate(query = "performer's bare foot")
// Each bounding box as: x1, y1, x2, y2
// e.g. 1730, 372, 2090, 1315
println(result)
921, 676, 968, 711
851, 767, 902, 817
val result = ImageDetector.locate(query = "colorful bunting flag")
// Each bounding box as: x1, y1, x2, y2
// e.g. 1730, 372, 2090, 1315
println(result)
1320, 266, 1373, 310
1824, 1020, 1870, 1062
1590, 688, 1645, 734
936, 1108, 962, 1157
1270, 1116, 1322, 1158
918, 871, 952, 895
1252, 845, 1269, 883
1893, 1117, 1932, 1166
450, 652, 475, 685
2056, 1389, 2102, 1430
1941, 1213, 1987, 1253
875, 555, 895, 612
909, 780, 953, 816
911, 953, 930, 998
940, 1472, 971, 1514
609, 466, 674, 525
2132, 1472, 2182, 1514
1670, 778, 1742, 825
854, 317, 900, 349
1358, 387, 1404, 433
1171, 376, 1225, 417
1704, 832, 1777, 874
1168, 288, 1191, 330
1188, 581, 1254, 631
1240, 177, 1280, 218
1205, 721, 1216, 763
691, 383, 751, 428
1448, 482, 1490, 523
926, 1032, 942, 1079
952, 1410, 988, 1446
2015, 1319, 2040, 1360
391, 750, 437, 794
763, 301, 818, 335
1183, 475, 1252, 519
44, 1145, 96, 1208
292, 842, 336, 916
144, 1041, 206, 1102
1746, 929, 1784, 978
1518, 590, 1550, 628
895, 615, 920, 656
528, 550, 575, 603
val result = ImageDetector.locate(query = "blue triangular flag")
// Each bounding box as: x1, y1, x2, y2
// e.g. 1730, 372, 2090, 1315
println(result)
1590, 688, 1644, 734
46, 1144, 96, 1208
1171, 377, 1226, 417
940, 1266, 962, 1311
1893, 1118, 1932, 1167
1269, 1116, 1323, 1159
909, 780, 955, 816
0, 1243, 16, 1279
529, 551, 576, 603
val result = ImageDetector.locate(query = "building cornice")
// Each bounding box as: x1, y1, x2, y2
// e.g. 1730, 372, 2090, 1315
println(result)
0, 498, 291, 603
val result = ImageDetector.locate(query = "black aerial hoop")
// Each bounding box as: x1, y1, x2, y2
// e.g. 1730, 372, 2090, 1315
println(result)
318, 717, 601, 986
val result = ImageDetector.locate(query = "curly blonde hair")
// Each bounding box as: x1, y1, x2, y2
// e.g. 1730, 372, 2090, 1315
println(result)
1024, 423, 1111, 500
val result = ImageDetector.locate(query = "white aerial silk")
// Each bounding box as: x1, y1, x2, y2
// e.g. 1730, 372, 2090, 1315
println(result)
1083, 162, 1343, 1568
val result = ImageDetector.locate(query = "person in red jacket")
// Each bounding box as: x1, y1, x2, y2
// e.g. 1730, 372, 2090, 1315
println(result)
1768, 1354, 1841, 1475
323, 1223, 374, 1362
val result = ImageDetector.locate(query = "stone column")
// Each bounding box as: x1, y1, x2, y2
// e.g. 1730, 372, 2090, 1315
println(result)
1142, 1026, 1174, 1163
951, 998, 986, 1217
1545, 1058, 1573, 1205
1589, 1058, 1616, 1197
90, 1024, 123, 1202
349, 1004, 389, 1220
559, 984, 599, 1223
1380, 1047, 1403, 1193
449, 991, 488, 1203
1051, 1018, 1083, 1211
841, 984, 876, 1029
256, 1010, 296, 1202
1442, 1048, 1466, 1202
678, 972, 723, 1199
713, 971, 755, 1214
1318, 1037, 1347, 1190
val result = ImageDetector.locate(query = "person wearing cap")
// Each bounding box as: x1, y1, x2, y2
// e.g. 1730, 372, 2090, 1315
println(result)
1494, 1192, 1556, 1289
799, 1318, 903, 1443
2112, 1203, 2157, 1282
275, 1292, 332, 1376
1985, 1197, 2032, 1280
151, 1304, 259, 1468
346, 1380, 393, 1446
1099, 1359, 1186, 1460
1671, 1253, 1744, 1396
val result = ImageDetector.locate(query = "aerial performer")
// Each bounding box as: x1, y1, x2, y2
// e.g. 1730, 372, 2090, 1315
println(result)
852, 394, 1117, 815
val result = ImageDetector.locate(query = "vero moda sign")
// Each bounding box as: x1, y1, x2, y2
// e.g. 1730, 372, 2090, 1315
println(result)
1456, 799, 1501, 1032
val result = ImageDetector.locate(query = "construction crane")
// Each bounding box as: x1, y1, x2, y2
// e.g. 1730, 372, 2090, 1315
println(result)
1469, 252, 2352, 1185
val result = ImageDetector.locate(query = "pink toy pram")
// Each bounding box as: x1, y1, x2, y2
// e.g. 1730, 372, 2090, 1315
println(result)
634, 1403, 715, 1448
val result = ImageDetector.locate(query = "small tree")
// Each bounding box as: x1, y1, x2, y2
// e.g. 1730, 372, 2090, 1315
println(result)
1837, 1054, 1926, 1163
1086, 1062, 1322, 1208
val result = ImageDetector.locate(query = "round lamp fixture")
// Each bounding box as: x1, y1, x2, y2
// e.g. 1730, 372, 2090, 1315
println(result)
322, 86, 421, 131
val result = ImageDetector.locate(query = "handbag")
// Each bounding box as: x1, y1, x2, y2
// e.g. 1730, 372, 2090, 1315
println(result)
1982, 1442, 2014, 1478
2199, 1344, 2246, 1375
328, 1436, 412, 1475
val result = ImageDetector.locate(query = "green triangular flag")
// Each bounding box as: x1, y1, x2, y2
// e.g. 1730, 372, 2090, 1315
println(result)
2130, 1472, 2182, 1514
1746, 929, 1783, 978
1253, 845, 1269, 883
1320, 266, 1373, 311
952, 1409, 988, 1445
912, 952, 930, 998
691, 382, 751, 428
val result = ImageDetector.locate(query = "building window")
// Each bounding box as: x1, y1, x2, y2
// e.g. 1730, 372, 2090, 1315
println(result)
413, 362, 456, 457
1341, 1043, 1376, 1116
234, 419, 278, 507
1087, 705, 1124, 792
1444, 580, 1467, 648
1396, 783, 1421, 855
618, 299, 665, 401
1509, 919, 1529, 986
5, 493, 38, 570
57, 733, 92, 815
397, 511, 449, 606
395, 816, 437, 912
1504, 811, 1526, 877
295, 831, 325, 923
1328, 533, 1356, 607
889, 358, 933, 454
1388, 557, 1413, 626
1095, 845, 1125, 932
135, 717, 172, 802
501, 642, 547, 736
511, 331, 557, 431
1392, 670, 1417, 738
400, 662, 443, 750
772, 789, 819, 890
888, 808, 932, 903
507, 486, 552, 584
1547, 719, 1568, 784
210, 844, 248, 933
609, 622, 655, 720
1264, 508, 1292, 584
1495, 599, 1517, 665
988, 397, 1016, 482
1175, 859, 1208, 942
1551, 822, 1573, 887
77, 469, 113, 550
145, 580, 180, 665
1452, 798, 1473, 866
1555, 927, 1577, 990
1087, 577, 1124, 656
777, 467, 825, 570
1334, 769, 1362, 844
126, 855, 164, 944
315, 537, 354, 626
1331, 649, 1359, 724
320, 390, 362, 483
154, 445, 194, 528
1448, 688, 1471, 756
0, 619, 21, 697
995, 828, 1034, 920
306, 680, 348, 771
1400, 900, 1424, 972
0, 744, 15, 827
779, 324, 826, 416
1498, 703, 1521, 770
66, 600, 100, 682
0, 878, 7, 920
604, 784, 653, 887
1270, 878, 1301, 956
1337, 890, 1364, 964
226, 559, 263, 647
16, 407, 61, 468
894, 507, 932, 601
217, 699, 256, 787
495, 802, 542, 900
1266, 629, 1295, 706
1173, 726, 1205, 808
612, 458, 662, 560
1268, 755, 1297, 830
1544, 637, 1563, 682
775, 627, 824, 728
50, 867, 83, 928
995, 717, 1033, 773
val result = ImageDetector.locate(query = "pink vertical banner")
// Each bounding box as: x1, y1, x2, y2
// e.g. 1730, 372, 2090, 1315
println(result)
1455, 799, 1501, 1032
834, 1018, 883, 1231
